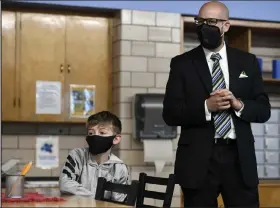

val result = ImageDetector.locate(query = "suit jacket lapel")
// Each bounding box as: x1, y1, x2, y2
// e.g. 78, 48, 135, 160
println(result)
226, 46, 240, 94
193, 45, 212, 94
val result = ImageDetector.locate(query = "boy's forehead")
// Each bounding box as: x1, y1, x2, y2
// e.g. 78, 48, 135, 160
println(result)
87, 124, 113, 131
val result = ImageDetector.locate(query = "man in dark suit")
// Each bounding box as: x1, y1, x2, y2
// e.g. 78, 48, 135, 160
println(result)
162, 1, 271, 207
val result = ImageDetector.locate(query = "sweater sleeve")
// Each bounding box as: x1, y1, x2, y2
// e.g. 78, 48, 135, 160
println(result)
59, 149, 94, 196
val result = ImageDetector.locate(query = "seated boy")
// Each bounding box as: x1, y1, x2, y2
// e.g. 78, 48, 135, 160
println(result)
59, 111, 129, 202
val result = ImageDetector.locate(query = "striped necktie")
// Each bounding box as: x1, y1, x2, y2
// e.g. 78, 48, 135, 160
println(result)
211, 53, 231, 138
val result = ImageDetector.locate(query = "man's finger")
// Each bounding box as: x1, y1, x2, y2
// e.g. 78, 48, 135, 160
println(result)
212, 89, 232, 97
210, 89, 223, 95
218, 101, 230, 106
218, 104, 231, 110
222, 95, 233, 101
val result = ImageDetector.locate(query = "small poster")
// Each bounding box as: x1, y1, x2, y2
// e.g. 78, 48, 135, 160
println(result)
69, 84, 95, 118
36, 81, 62, 114
36, 136, 59, 169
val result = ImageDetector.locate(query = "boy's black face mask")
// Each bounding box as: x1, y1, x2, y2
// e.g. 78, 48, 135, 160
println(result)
86, 135, 115, 155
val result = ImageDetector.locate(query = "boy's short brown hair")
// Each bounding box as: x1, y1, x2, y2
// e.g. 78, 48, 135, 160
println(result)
87, 111, 122, 134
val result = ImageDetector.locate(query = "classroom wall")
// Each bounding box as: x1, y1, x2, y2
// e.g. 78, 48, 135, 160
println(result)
111, 10, 182, 207
2, 2, 280, 207
2, 9, 182, 207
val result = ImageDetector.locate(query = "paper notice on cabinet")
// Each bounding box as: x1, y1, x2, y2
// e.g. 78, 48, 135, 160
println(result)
36, 81, 61, 114
36, 136, 59, 169
69, 84, 95, 118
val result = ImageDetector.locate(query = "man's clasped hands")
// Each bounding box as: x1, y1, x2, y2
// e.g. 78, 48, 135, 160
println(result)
206, 89, 243, 113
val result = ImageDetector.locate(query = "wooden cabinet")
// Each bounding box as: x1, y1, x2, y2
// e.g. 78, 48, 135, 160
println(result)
227, 27, 251, 52
181, 183, 280, 207
258, 183, 280, 207
2, 11, 112, 122
20, 12, 66, 122
217, 183, 280, 207
64, 16, 111, 122
2, 11, 19, 121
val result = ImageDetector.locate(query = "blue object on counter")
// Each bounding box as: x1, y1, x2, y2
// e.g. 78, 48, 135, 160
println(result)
257, 58, 263, 73
272, 59, 280, 79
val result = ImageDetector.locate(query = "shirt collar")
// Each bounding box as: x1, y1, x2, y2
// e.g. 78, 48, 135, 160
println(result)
202, 42, 227, 61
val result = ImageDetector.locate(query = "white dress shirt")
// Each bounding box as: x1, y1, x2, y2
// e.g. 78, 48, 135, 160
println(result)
203, 43, 243, 139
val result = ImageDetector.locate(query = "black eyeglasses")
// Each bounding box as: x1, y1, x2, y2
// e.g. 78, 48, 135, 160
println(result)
194, 17, 228, 26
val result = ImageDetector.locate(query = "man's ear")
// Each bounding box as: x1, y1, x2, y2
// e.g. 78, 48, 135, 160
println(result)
113, 134, 121, 145
223, 20, 230, 33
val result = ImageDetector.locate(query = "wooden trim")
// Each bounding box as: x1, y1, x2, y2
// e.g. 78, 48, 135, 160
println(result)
264, 78, 280, 94
264, 78, 280, 84
180, 16, 185, 54
183, 16, 280, 29
180, 182, 280, 207
15, 12, 21, 120
2, 1, 117, 18
248, 28, 252, 52
230, 19, 280, 29
108, 18, 113, 112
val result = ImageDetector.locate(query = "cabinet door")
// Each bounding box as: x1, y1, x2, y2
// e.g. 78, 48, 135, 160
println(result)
19, 12, 66, 122
64, 16, 111, 122
2, 11, 19, 121
259, 184, 280, 207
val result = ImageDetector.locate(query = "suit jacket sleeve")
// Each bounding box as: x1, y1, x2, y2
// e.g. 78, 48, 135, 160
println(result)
162, 57, 208, 127
240, 55, 271, 123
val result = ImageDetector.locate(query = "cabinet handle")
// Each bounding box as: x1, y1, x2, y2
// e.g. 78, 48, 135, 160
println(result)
13, 98, 16, 107
67, 65, 71, 73
18, 98, 21, 108
60, 64, 64, 73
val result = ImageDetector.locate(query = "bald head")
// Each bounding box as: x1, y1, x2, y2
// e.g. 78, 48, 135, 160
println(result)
199, 1, 229, 20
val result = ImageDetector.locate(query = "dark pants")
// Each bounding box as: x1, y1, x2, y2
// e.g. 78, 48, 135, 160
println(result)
181, 139, 259, 208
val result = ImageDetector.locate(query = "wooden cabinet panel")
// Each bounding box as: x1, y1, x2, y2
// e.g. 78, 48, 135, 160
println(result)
217, 184, 280, 207
182, 183, 280, 207
227, 27, 251, 52
19, 13, 66, 122
64, 16, 111, 122
2, 11, 18, 121
259, 184, 280, 207
2, 11, 112, 123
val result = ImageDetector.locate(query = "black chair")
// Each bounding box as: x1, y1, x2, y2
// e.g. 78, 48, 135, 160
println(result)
136, 173, 176, 208
95, 177, 139, 206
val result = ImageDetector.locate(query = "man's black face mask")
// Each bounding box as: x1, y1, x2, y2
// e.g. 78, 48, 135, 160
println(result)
196, 24, 223, 50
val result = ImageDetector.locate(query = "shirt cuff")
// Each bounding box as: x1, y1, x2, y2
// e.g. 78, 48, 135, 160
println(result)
234, 100, 244, 117
204, 100, 212, 121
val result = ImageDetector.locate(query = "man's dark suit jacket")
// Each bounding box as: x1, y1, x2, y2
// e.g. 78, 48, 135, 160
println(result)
162, 45, 271, 189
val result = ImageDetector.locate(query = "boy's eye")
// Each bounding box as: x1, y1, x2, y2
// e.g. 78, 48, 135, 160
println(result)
88, 132, 94, 136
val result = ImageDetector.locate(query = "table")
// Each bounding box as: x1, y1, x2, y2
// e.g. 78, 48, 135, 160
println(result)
2, 188, 133, 207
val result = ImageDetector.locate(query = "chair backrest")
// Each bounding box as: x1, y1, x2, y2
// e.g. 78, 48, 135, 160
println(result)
95, 177, 139, 206
136, 173, 176, 208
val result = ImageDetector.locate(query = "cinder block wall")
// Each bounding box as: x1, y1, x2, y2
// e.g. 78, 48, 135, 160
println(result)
111, 10, 182, 207
2, 9, 183, 207
3, 8, 280, 208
